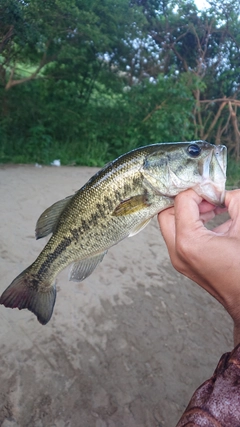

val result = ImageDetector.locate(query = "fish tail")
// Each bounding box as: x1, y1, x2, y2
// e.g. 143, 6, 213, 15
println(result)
0, 267, 56, 325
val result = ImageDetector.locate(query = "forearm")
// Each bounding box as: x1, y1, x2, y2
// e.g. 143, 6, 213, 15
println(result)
158, 189, 240, 348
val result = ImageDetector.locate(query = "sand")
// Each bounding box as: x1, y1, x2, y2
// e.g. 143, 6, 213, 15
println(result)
0, 164, 233, 427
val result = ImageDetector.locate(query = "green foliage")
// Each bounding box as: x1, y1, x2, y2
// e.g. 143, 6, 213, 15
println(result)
226, 158, 240, 189
0, 0, 240, 167
0, 71, 195, 165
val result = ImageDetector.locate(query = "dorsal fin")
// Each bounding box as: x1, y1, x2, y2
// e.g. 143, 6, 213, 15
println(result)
35, 195, 73, 239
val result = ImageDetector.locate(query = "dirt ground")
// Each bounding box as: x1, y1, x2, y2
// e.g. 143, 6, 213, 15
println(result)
0, 165, 233, 427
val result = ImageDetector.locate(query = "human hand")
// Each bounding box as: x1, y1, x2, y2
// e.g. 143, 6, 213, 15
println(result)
158, 189, 240, 346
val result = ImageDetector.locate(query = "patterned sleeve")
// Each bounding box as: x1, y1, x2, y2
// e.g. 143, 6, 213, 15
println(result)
176, 344, 240, 426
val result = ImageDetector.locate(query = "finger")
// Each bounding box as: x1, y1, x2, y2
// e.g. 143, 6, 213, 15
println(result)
158, 207, 176, 252
214, 205, 228, 215
199, 210, 216, 223
224, 190, 240, 234
225, 190, 240, 219
212, 218, 232, 234
224, 189, 240, 208
174, 189, 206, 236
199, 200, 216, 214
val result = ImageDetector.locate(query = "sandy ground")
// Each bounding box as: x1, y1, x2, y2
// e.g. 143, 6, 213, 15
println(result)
0, 164, 233, 427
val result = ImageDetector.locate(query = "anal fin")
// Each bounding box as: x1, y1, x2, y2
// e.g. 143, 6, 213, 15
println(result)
69, 251, 107, 282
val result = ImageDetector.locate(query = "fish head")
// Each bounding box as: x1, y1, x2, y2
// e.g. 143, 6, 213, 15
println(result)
142, 141, 227, 206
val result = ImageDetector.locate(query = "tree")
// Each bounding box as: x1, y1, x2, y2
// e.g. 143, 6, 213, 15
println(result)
129, 0, 240, 155
1, 0, 240, 165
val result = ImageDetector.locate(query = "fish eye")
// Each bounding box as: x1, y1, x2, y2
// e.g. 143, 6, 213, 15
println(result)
187, 144, 201, 157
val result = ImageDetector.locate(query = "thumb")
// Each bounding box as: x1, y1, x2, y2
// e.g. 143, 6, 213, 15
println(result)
224, 190, 240, 235
158, 206, 176, 251
174, 189, 205, 237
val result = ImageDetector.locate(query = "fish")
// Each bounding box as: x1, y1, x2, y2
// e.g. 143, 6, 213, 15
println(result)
0, 141, 227, 325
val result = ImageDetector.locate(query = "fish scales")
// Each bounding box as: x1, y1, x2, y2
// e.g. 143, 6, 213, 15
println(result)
40, 150, 151, 265
0, 141, 227, 324
21, 148, 152, 286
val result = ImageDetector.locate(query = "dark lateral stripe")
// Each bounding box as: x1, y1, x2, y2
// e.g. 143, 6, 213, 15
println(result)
38, 236, 72, 276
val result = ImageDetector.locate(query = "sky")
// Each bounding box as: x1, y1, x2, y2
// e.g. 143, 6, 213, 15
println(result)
194, 0, 210, 9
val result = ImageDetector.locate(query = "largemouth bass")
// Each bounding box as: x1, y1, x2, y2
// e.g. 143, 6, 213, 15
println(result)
0, 141, 227, 325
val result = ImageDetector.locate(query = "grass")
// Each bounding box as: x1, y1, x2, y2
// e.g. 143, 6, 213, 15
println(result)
226, 157, 240, 189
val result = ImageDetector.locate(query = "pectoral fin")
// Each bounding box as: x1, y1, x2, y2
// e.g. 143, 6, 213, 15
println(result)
129, 218, 152, 237
36, 195, 73, 239
112, 193, 151, 216
69, 251, 107, 282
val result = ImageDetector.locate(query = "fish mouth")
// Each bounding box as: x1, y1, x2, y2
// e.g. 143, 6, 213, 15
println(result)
194, 144, 227, 206
195, 182, 226, 206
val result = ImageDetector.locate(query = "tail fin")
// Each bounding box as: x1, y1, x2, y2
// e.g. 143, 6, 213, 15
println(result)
0, 268, 56, 325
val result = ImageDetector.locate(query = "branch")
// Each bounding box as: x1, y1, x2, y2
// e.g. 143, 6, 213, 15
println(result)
159, 29, 190, 73
0, 26, 14, 53
170, 44, 189, 72
194, 88, 204, 139
191, 20, 214, 77
142, 101, 167, 123
229, 102, 240, 159
200, 98, 240, 106
203, 99, 227, 140
220, 109, 231, 136
215, 117, 224, 145
226, 30, 240, 51
5, 43, 50, 90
